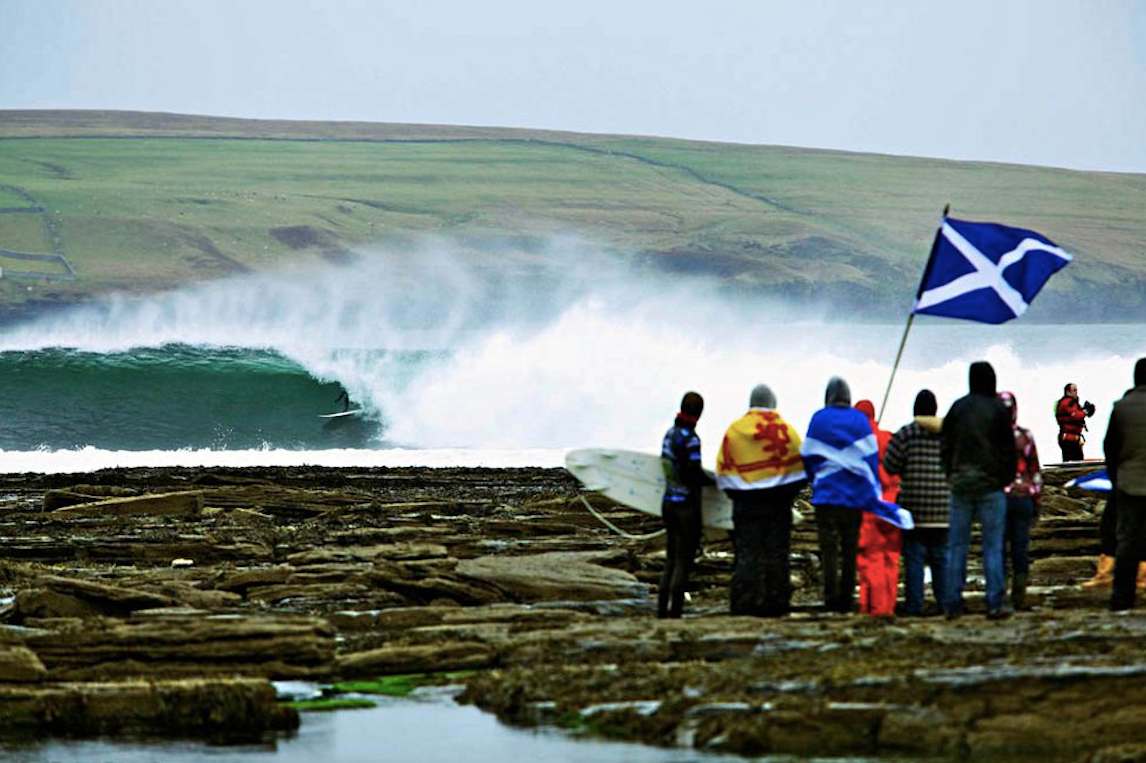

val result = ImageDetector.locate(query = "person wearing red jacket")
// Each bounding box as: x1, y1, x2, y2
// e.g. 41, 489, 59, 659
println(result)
1056, 383, 1095, 462
855, 399, 901, 618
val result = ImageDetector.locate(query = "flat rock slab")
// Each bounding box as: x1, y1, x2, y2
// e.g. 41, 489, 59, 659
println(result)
0, 645, 46, 682
337, 641, 495, 677
457, 551, 649, 602
48, 490, 204, 518
0, 677, 297, 738
24, 613, 335, 680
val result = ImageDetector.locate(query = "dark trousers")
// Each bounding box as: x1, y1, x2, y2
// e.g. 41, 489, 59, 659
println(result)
1059, 436, 1084, 462
902, 527, 948, 615
815, 504, 862, 613
1100, 491, 1118, 556
1111, 491, 1146, 611
659, 497, 702, 618
729, 485, 798, 617
1004, 495, 1034, 577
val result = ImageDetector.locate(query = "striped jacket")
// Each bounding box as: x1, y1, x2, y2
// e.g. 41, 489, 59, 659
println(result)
883, 419, 950, 527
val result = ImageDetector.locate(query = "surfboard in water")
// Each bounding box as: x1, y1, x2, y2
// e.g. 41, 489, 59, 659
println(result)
565, 448, 733, 530
319, 408, 363, 419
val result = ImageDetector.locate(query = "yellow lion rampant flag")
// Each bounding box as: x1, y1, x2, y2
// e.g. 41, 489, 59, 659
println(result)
716, 409, 805, 490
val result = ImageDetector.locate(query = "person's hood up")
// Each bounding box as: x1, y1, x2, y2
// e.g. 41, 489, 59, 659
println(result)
998, 390, 1018, 425
969, 361, 997, 396
825, 376, 851, 407
749, 383, 776, 409
1136, 357, 1146, 387
854, 399, 876, 423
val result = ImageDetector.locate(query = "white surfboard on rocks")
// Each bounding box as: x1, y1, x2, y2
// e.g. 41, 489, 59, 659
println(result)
565, 448, 733, 530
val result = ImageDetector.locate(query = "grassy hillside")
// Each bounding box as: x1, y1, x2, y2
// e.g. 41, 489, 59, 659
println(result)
1, 110, 1143, 321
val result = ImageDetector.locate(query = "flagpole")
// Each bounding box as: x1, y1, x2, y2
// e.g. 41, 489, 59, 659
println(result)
876, 204, 950, 425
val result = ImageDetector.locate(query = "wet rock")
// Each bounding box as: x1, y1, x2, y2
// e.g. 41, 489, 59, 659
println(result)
0, 677, 297, 738
24, 613, 335, 680
48, 490, 204, 517
337, 641, 495, 677
456, 551, 649, 602
8, 575, 179, 621
0, 644, 47, 681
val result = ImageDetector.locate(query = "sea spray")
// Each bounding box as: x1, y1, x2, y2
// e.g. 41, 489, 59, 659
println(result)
0, 235, 1142, 462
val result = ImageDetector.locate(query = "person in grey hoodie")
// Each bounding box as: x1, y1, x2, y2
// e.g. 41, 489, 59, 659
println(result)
1107, 358, 1146, 611
941, 361, 1016, 619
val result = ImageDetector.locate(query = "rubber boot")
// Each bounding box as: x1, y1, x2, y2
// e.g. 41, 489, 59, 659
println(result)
1082, 555, 1115, 589
1011, 573, 1028, 611
1138, 562, 1146, 590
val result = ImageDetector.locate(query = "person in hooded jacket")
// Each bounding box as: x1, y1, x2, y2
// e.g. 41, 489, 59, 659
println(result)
884, 390, 949, 616
1055, 383, 1095, 462
1106, 359, 1146, 611
854, 399, 901, 618
716, 383, 807, 617
801, 377, 870, 614
659, 391, 715, 619
998, 391, 1042, 611
941, 361, 1017, 619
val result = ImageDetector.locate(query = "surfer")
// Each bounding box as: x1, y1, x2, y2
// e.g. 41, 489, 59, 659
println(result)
716, 384, 806, 617
1055, 383, 1095, 462
335, 387, 351, 412
658, 391, 714, 619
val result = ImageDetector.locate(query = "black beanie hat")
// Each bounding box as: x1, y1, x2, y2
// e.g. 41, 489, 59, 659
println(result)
914, 389, 938, 416
1136, 358, 1146, 387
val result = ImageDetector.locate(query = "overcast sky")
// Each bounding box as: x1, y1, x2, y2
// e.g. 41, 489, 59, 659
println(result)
2, 0, 1144, 172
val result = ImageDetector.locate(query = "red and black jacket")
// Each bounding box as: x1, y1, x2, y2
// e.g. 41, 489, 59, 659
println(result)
1056, 396, 1087, 442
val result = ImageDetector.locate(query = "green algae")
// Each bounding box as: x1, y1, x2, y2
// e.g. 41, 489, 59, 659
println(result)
331, 670, 477, 697
287, 698, 377, 712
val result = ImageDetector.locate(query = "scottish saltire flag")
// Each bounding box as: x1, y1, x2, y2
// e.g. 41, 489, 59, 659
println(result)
801, 407, 914, 530
1065, 469, 1112, 493
913, 218, 1073, 324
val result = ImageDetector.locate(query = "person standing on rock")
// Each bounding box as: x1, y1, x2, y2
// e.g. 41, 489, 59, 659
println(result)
658, 391, 715, 619
716, 383, 807, 617
853, 399, 902, 618
941, 361, 1016, 620
1106, 359, 1146, 611
802, 377, 908, 614
998, 391, 1043, 611
884, 389, 949, 616
1055, 382, 1095, 462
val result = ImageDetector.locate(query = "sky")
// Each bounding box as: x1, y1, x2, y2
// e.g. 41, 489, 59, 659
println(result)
2, 0, 1145, 172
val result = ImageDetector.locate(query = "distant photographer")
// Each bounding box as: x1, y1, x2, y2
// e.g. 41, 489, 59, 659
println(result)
1056, 382, 1095, 462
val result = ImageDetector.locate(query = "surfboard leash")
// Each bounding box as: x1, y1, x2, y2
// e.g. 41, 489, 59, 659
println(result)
577, 494, 666, 540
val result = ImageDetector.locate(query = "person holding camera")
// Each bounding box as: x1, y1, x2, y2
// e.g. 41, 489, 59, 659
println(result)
1056, 382, 1095, 462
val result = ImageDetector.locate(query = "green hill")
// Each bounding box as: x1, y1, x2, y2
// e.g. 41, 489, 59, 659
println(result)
1, 109, 1143, 322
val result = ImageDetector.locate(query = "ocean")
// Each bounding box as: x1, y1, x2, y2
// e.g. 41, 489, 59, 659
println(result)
0, 255, 1141, 472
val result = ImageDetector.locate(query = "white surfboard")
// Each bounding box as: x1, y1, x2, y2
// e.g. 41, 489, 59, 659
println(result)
319, 408, 363, 419
565, 448, 733, 530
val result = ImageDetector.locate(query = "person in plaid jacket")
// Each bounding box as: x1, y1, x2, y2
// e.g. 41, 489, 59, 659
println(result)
998, 391, 1042, 610
884, 389, 949, 616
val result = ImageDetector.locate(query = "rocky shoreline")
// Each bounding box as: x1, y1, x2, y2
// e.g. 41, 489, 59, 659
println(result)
1, 464, 1143, 760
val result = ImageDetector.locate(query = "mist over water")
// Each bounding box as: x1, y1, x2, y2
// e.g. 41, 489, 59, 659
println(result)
0, 234, 1142, 466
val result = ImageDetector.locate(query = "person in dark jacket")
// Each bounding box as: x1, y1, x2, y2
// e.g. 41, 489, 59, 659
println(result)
1056, 382, 1095, 461
941, 361, 1017, 619
659, 391, 714, 618
1106, 359, 1146, 611
884, 389, 949, 616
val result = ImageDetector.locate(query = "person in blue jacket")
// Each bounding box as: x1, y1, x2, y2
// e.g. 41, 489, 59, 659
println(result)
659, 391, 714, 618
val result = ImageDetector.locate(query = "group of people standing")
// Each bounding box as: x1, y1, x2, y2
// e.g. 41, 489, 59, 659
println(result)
658, 358, 1146, 620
